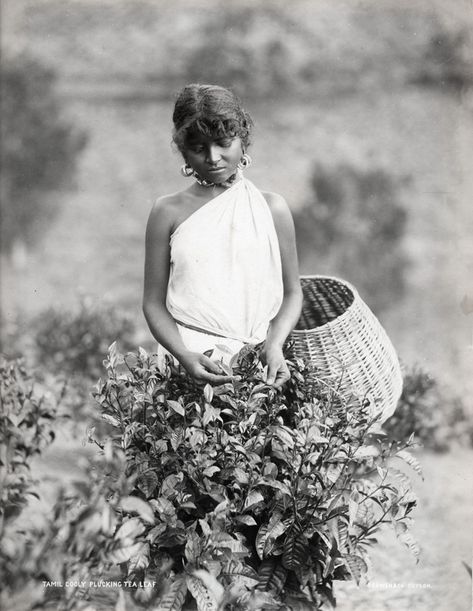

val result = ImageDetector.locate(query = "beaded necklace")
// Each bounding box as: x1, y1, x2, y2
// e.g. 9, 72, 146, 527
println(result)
193, 170, 240, 189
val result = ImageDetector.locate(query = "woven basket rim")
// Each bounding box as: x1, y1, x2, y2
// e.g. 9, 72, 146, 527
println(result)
292, 274, 361, 335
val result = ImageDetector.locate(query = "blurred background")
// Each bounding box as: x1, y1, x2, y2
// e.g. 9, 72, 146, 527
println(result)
1, 1, 473, 609
2, 0, 473, 396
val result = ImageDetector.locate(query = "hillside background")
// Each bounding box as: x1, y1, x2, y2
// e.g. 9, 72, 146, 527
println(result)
2, 0, 473, 400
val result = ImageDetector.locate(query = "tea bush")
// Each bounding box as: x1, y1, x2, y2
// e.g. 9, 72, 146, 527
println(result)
87, 343, 421, 610
33, 298, 136, 381
0, 354, 131, 611
0, 437, 130, 611
0, 357, 58, 527
0, 357, 59, 604
0, 345, 424, 610
383, 366, 473, 452
30, 299, 137, 428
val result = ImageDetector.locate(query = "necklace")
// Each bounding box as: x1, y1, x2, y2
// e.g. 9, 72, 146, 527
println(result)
193, 170, 241, 189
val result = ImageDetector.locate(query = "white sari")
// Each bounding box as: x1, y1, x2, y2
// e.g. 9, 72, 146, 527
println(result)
160, 178, 284, 364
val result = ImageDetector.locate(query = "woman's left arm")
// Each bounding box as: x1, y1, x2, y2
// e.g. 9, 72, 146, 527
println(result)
263, 192, 303, 388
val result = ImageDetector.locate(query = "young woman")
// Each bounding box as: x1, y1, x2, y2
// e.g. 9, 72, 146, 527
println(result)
143, 84, 303, 388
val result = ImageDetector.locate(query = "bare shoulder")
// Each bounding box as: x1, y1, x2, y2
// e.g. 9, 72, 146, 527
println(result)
150, 191, 186, 216
261, 190, 289, 211
261, 190, 294, 227
147, 191, 187, 232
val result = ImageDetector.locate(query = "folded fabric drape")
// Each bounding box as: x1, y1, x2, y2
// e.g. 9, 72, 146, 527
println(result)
166, 178, 284, 352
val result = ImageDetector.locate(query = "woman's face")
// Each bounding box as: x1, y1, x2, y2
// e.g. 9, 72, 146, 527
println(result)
183, 134, 244, 185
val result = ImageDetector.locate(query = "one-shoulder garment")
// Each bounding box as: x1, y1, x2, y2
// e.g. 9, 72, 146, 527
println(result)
164, 178, 284, 358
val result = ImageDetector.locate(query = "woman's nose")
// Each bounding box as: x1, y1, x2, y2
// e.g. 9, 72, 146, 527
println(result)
206, 145, 221, 164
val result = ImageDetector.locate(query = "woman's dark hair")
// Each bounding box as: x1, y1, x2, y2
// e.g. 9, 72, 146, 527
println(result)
172, 84, 253, 153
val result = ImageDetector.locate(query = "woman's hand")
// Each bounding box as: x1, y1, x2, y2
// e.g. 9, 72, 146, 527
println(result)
261, 344, 290, 389
179, 350, 234, 385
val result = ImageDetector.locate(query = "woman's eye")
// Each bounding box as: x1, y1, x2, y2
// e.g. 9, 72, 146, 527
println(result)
218, 139, 233, 147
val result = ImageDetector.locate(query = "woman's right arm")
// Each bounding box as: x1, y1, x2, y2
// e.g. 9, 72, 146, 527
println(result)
142, 200, 232, 384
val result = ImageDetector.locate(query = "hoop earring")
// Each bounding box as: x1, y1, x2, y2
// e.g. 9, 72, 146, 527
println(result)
237, 153, 252, 170
180, 163, 194, 178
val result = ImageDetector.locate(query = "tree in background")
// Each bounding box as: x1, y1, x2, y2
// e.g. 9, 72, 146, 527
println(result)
0, 55, 87, 257
294, 163, 409, 313
182, 6, 315, 98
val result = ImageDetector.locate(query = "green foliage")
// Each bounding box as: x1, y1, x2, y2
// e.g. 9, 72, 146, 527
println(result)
0, 356, 134, 610
0, 357, 58, 599
0, 439, 132, 611
294, 163, 409, 313
383, 366, 473, 452
32, 299, 136, 381
0, 346, 428, 610
85, 343, 421, 610
0, 54, 87, 253
0, 358, 58, 530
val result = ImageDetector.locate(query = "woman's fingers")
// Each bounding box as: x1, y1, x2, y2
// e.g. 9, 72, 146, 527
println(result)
201, 355, 224, 374
198, 356, 234, 384
272, 366, 290, 389
201, 371, 234, 384
266, 361, 290, 389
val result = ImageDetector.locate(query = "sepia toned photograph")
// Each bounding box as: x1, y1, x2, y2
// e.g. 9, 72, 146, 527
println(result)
1, 1, 472, 609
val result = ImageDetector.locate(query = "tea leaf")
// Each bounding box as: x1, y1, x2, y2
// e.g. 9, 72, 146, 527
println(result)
348, 498, 359, 527
149, 497, 175, 518
256, 515, 290, 560
221, 559, 258, 581
128, 541, 150, 574
203, 405, 221, 426
272, 425, 295, 449
185, 530, 201, 564
115, 517, 145, 541
235, 514, 257, 526
167, 400, 185, 417
101, 503, 117, 536
325, 463, 343, 484
101, 414, 120, 427
203, 384, 214, 403
395, 450, 424, 479
397, 530, 421, 561
153, 576, 187, 611
233, 467, 250, 484
282, 527, 309, 571
186, 573, 221, 611
109, 542, 144, 564
137, 471, 159, 498
193, 569, 225, 604
343, 554, 368, 585
330, 517, 349, 554
146, 523, 167, 544
256, 558, 287, 595
203, 466, 220, 478
120, 496, 155, 524
171, 427, 185, 451
244, 490, 264, 510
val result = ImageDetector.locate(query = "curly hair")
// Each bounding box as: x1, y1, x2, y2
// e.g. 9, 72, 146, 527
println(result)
172, 84, 253, 153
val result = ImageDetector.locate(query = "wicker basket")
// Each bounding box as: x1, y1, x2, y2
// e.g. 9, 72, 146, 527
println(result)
289, 275, 402, 421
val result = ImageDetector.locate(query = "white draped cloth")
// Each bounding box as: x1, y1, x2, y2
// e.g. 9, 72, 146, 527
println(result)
160, 177, 284, 363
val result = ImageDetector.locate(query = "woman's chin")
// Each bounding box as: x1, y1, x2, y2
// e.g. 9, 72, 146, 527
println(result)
206, 169, 228, 181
